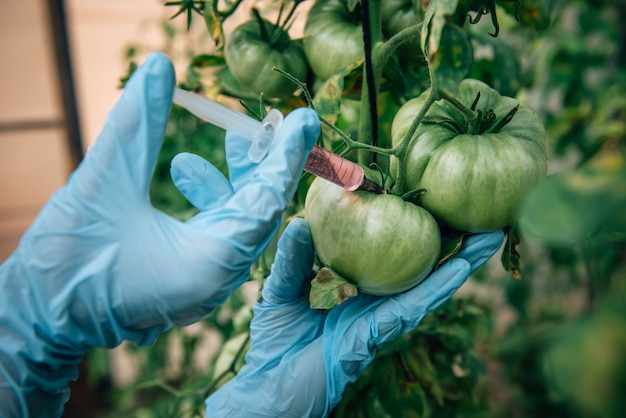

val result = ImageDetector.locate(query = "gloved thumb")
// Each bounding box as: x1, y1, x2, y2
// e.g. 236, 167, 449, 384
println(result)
260, 217, 315, 305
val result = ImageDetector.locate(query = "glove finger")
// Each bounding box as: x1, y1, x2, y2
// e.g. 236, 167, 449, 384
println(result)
320, 261, 470, 409
246, 218, 323, 368
321, 232, 503, 409
370, 231, 503, 345
454, 230, 505, 273
324, 231, 504, 344
369, 230, 504, 345
196, 108, 320, 255
70, 53, 174, 204
372, 259, 471, 345
170, 152, 234, 211
261, 218, 315, 305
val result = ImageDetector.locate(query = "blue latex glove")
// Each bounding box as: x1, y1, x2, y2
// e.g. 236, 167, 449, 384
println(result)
0, 53, 319, 416
205, 218, 504, 417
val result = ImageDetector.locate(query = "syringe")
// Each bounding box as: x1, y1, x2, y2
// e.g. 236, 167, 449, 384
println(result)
173, 88, 382, 193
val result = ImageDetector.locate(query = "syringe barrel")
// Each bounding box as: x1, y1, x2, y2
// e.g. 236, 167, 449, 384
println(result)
173, 88, 264, 142
304, 145, 364, 191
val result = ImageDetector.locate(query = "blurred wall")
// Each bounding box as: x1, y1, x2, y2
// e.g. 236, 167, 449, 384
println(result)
0, 0, 166, 263
0, 0, 69, 261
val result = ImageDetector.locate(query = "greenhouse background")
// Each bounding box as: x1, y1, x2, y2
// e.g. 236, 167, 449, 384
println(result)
1, 1, 625, 417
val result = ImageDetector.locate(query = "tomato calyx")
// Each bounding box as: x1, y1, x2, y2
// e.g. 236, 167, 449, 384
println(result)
250, 7, 295, 52
423, 94, 521, 136
467, 105, 518, 134
483, 104, 520, 133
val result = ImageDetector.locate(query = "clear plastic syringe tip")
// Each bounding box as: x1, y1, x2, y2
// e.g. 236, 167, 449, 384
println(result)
251, 109, 283, 163
172, 87, 283, 163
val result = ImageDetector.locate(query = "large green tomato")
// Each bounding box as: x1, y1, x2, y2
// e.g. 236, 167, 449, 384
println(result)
303, 0, 364, 80
224, 18, 307, 99
381, 0, 423, 39
305, 177, 441, 296
391, 79, 547, 232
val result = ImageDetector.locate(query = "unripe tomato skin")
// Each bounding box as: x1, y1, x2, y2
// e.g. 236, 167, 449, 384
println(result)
303, 0, 364, 81
391, 79, 547, 232
305, 177, 441, 296
225, 19, 307, 98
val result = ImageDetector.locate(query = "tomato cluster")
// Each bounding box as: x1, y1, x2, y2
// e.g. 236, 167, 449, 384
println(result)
224, 0, 364, 98
306, 79, 546, 295
222, 1, 547, 296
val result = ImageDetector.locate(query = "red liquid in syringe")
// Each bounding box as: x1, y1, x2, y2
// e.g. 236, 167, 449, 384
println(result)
304, 145, 382, 193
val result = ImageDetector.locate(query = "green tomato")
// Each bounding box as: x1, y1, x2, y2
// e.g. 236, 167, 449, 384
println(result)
381, 0, 423, 38
391, 79, 547, 232
224, 18, 307, 99
303, 0, 364, 81
305, 177, 441, 296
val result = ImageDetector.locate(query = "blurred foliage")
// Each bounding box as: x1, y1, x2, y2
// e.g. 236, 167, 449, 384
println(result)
332, 298, 494, 418
77, 0, 626, 417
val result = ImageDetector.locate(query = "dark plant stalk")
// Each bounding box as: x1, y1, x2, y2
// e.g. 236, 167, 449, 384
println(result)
357, 0, 382, 167
362, 0, 379, 148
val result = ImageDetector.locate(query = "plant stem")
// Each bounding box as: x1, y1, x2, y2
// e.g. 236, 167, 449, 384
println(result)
358, 0, 382, 167
377, 23, 423, 68
272, 67, 313, 106
391, 89, 438, 194
356, 7, 427, 171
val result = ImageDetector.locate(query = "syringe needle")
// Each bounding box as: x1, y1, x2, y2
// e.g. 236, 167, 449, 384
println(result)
305, 145, 383, 193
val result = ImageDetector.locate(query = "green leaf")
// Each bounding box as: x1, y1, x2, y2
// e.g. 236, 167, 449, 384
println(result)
544, 308, 626, 418
345, 0, 361, 12
191, 53, 225, 68
406, 346, 446, 406
499, 0, 553, 31
312, 61, 363, 123
421, 0, 459, 59
213, 67, 260, 101
204, 1, 225, 48
309, 267, 358, 311
118, 61, 138, 89
429, 22, 473, 94
468, 33, 522, 97
436, 229, 468, 269
501, 222, 523, 279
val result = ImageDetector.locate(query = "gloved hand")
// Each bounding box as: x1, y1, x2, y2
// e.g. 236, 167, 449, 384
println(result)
0, 53, 319, 416
205, 218, 504, 417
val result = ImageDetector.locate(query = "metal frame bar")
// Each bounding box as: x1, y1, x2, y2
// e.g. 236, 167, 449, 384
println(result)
46, 0, 84, 168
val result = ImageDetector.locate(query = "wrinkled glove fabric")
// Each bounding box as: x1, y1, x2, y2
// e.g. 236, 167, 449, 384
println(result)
0, 52, 319, 417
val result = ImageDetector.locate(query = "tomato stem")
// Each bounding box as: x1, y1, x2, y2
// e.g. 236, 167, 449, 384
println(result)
441, 91, 479, 124
272, 67, 313, 105
377, 23, 423, 67
391, 89, 438, 194
357, 2, 426, 170
270, 66, 393, 159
